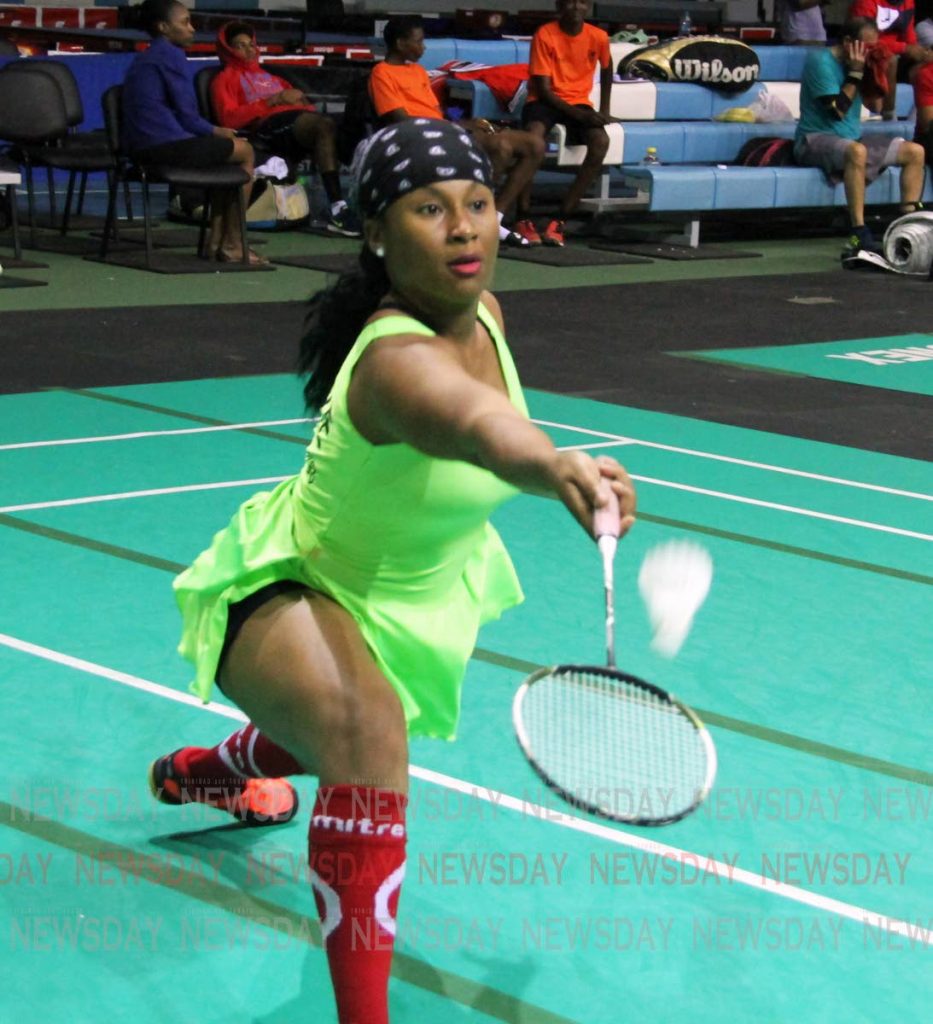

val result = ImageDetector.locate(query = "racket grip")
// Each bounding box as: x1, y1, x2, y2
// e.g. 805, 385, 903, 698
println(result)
593, 487, 621, 539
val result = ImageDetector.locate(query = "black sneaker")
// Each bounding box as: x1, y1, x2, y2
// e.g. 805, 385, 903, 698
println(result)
842, 227, 883, 259
325, 201, 362, 238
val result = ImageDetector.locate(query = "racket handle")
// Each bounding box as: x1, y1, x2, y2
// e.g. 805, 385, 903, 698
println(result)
593, 487, 621, 539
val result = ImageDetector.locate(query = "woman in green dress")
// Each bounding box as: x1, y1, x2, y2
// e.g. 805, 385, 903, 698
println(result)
149, 118, 636, 1024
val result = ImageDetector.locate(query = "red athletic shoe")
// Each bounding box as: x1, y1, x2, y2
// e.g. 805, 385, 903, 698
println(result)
514, 219, 543, 246
148, 749, 298, 826
542, 219, 565, 247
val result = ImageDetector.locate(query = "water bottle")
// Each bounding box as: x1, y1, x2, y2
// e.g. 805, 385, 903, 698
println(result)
679, 10, 693, 36
641, 146, 660, 166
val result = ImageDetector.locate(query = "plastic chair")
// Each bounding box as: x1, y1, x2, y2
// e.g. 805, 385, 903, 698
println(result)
98, 84, 252, 268
15, 59, 121, 228
0, 62, 117, 244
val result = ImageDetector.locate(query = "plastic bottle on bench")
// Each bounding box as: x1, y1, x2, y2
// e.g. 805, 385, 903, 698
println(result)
679, 10, 693, 37
641, 146, 660, 166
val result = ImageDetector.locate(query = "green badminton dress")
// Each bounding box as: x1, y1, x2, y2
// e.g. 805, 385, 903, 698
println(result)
174, 303, 527, 740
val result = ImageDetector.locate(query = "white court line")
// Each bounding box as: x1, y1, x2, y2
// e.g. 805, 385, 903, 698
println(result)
5, 412, 928, 503
1, 630, 928, 946
630, 475, 933, 543
2, 465, 928, 542
0, 419, 313, 452
0, 441, 611, 515
0, 477, 288, 515
531, 418, 933, 503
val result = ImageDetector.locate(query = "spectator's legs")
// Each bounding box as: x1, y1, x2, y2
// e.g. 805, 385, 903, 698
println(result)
495, 130, 545, 215
842, 141, 868, 228
882, 54, 898, 119
895, 140, 926, 209
214, 137, 259, 261
292, 112, 343, 204
516, 120, 549, 219
558, 126, 609, 219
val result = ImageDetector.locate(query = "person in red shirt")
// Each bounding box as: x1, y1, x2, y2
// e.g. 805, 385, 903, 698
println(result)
211, 21, 359, 235
518, 0, 613, 246
915, 61, 933, 163
848, 0, 933, 117
369, 16, 545, 248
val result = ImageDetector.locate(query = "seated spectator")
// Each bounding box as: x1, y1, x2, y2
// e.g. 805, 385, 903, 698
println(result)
778, 0, 829, 45
848, 0, 933, 118
211, 22, 359, 236
368, 16, 545, 248
519, 0, 613, 247
122, 0, 264, 264
794, 17, 926, 256
915, 62, 933, 163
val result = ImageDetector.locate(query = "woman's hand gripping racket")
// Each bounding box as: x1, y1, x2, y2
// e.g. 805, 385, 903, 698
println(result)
512, 488, 717, 826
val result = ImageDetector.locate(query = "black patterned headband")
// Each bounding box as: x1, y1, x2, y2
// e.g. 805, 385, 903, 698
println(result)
352, 119, 495, 219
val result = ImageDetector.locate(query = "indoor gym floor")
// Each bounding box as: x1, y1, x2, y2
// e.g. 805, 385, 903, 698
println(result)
0, 195, 930, 1024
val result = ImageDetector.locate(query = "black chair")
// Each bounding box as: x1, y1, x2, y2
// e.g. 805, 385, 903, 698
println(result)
14, 59, 121, 229
194, 65, 220, 123
0, 154, 24, 261
0, 63, 69, 246
98, 84, 252, 268
0, 62, 116, 245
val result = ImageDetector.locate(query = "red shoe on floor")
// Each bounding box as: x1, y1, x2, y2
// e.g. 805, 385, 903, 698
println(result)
514, 219, 543, 246
542, 219, 565, 247
148, 748, 298, 826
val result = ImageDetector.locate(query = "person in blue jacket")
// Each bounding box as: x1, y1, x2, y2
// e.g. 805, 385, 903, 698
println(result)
122, 0, 264, 263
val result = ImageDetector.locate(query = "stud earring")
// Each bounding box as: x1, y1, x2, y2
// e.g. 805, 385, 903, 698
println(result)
374, 246, 385, 258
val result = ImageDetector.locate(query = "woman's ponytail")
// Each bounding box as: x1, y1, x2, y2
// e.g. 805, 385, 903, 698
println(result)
298, 246, 390, 412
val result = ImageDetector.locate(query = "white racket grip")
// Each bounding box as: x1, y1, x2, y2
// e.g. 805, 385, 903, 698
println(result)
593, 488, 621, 540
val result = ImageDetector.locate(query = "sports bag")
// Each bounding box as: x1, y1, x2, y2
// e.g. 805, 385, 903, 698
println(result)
619, 36, 760, 91
734, 136, 795, 167
247, 179, 310, 230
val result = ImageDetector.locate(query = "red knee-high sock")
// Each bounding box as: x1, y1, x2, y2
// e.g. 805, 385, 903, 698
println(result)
308, 785, 407, 1024
176, 723, 305, 787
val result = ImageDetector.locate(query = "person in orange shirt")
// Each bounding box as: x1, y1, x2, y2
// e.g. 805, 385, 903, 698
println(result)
369, 16, 545, 248
519, 0, 613, 245
211, 21, 359, 235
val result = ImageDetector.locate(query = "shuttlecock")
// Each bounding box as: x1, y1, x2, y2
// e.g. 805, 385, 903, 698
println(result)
638, 541, 713, 657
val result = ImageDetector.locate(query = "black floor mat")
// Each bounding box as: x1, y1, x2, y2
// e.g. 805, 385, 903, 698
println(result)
0, 255, 48, 270
500, 244, 652, 266
271, 253, 358, 273
83, 251, 276, 274
590, 240, 761, 261
0, 275, 47, 288
0, 230, 137, 256
89, 227, 267, 250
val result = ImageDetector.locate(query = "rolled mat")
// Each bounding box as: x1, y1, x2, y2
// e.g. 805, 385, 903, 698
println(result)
883, 211, 933, 275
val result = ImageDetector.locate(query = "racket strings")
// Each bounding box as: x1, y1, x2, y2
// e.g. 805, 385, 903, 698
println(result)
521, 669, 709, 821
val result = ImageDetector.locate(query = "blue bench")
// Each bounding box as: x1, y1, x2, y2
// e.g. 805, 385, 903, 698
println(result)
419, 37, 530, 69
619, 164, 933, 245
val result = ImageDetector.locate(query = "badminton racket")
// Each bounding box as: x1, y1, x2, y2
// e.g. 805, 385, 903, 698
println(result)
513, 489, 717, 826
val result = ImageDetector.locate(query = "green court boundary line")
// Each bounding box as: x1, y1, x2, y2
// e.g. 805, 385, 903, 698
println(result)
0, 801, 576, 1024
58, 386, 932, 587
637, 512, 932, 586
470, 649, 933, 787
58, 387, 310, 445
1, 513, 930, 788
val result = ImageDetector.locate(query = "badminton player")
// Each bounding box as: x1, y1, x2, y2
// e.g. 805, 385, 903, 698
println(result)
149, 119, 636, 1023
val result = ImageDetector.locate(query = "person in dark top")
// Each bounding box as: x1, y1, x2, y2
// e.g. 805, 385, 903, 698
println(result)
122, 0, 265, 263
